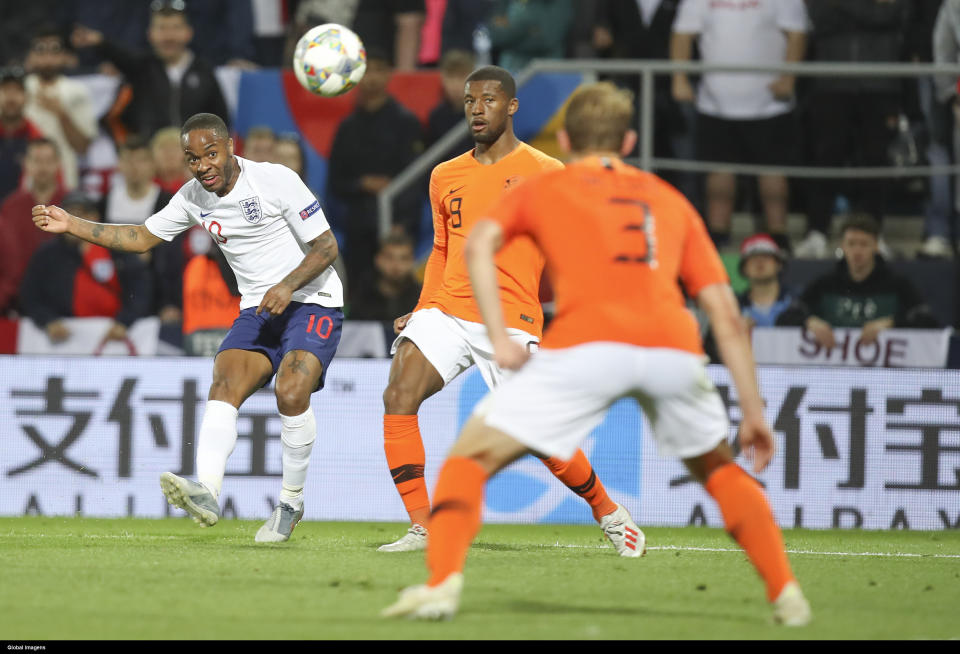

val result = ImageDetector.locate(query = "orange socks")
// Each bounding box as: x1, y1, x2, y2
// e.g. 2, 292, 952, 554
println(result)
426, 456, 487, 586
706, 462, 795, 601
541, 450, 618, 522
383, 414, 430, 526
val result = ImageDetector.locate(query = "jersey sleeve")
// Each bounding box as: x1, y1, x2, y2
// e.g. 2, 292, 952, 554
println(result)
273, 164, 332, 244
678, 198, 729, 297
777, 0, 810, 33
414, 167, 449, 310
672, 0, 705, 34
144, 190, 194, 242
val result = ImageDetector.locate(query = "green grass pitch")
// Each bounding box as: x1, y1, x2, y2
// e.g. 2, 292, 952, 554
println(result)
1, 516, 958, 640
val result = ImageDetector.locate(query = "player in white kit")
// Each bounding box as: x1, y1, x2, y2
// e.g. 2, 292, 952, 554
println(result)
32, 113, 343, 543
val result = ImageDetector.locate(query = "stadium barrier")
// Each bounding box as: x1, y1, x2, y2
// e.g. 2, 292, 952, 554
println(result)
377, 59, 960, 237
2, 356, 957, 530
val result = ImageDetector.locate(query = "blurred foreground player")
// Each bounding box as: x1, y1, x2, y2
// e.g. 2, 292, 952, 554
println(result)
33, 113, 343, 543
383, 83, 812, 626
379, 65, 641, 555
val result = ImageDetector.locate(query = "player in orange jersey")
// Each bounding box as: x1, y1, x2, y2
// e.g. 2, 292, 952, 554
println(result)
378, 66, 643, 555
383, 82, 812, 626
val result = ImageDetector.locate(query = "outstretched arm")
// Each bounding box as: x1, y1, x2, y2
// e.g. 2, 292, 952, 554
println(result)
697, 282, 774, 473
257, 229, 339, 316
32, 204, 163, 253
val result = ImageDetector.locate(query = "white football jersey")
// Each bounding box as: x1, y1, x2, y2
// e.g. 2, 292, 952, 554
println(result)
145, 157, 343, 310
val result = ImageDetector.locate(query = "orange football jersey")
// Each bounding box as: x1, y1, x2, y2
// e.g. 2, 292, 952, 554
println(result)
486, 156, 729, 352
415, 142, 563, 337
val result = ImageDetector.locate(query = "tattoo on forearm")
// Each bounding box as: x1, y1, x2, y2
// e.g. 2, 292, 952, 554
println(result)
281, 231, 339, 291
92, 224, 104, 239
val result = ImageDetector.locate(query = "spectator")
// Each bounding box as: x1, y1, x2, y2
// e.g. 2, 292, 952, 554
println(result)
778, 215, 939, 347
181, 233, 241, 356
19, 191, 152, 344
181, 0, 257, 69
104, 136, 172, 225
441, 0, 495, 59
594, 0, 696, 204
242, 125, 277, 163
737, 233, 794, 328
23, 25, 98, 191
671, 0, 807, 253
273, 134, 307, 179
70, 1, 229, 141
418, 0, 446, 67
59, 0, 151, 74
488, 0, 574, 74
926, 0, 960, 258
251, 0, 290, 67
797, 0, 911, 259
327, 50, 424, 286
348, 233, 422, 321
151, 126, 190, 194
0, 138, 64, 315
0, 66, 43, 201
0, 0, 66, 67
353, 0, 426, 72
426, 49, 475, 153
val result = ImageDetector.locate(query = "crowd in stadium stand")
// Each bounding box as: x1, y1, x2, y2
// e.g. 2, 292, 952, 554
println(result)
0, 0, 956, 352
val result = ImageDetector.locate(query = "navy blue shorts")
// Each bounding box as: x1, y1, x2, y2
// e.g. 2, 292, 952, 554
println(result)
217, 302, 343, 391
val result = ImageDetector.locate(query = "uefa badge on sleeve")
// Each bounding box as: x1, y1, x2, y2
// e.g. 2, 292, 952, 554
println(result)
240, 196, 263, 224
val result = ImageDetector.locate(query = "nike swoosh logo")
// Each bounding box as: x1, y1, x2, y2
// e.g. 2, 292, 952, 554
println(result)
446, 185, 465, 197
200, 211, 213, 218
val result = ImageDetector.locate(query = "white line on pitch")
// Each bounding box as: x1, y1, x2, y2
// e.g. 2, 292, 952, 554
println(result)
547, 543, 960, 558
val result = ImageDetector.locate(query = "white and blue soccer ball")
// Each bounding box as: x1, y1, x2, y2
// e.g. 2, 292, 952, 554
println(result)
292, 24, 367, 97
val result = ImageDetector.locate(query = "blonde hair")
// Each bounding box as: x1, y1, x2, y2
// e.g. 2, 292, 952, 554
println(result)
563, 82, 634, 153
151, 126, 182, 152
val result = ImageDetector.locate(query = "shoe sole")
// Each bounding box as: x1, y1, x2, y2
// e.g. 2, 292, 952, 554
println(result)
160, 473, 218, 527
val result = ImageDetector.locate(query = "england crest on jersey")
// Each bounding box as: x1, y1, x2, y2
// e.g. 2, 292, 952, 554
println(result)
239, 196, 263, 224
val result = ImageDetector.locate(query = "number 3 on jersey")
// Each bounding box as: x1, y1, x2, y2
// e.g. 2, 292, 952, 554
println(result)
609, 197, 657, 268
449, 197, 462, 229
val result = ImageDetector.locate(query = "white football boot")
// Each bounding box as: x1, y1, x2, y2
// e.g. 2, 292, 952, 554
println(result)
599, 504, 646, 557
381, 573, 464, 620
377, 523, 428, 552
772, 581, 812, 626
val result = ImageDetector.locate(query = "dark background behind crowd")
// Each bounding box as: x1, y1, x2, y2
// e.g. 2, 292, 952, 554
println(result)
0, 0, 957, 356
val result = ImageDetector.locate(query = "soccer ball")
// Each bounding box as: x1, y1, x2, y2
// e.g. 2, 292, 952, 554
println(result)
292, 23, 367, 97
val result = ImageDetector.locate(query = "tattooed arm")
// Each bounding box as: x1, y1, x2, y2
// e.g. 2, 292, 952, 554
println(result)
32, 204, 163, 253
256, 229, 339, 316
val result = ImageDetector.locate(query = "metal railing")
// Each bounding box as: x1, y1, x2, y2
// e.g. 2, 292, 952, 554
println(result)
377, 59, 960, 239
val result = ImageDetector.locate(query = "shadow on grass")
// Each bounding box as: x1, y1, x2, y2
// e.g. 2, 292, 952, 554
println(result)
494, 599, 760, 624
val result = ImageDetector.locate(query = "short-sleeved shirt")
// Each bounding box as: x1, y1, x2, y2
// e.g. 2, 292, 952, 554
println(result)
145, 156, 343, 310
672, 0, 808, 119
416, 142, 563, 338
486, 156, 729, 352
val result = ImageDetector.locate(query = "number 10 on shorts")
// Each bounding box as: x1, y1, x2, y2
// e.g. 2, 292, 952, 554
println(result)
306, 314, 334, 339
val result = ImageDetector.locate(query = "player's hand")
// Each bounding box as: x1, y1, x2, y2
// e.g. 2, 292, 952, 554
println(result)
257, 283, 294, 317
672, 75, 695, 104
492, 337, 530, 371
805, 316, 835, 349
46, 320, 70, 343
32, 205, 71, 234
105, 322, 128, 341
737, 413, 775, 474
71, 25, 104, 49
35, 92, 65, 117
860, 317, 893, 345
768, 75, 795, 101
393, 312, 413, 334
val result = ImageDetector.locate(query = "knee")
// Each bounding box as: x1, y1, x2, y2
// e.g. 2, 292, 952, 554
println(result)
383, 381, 423, 415
275, 386, 311, 416
208, 375, 242, 407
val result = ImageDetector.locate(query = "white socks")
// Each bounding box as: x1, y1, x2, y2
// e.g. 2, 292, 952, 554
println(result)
195, 400, 239, 501
279, 408, 317, 511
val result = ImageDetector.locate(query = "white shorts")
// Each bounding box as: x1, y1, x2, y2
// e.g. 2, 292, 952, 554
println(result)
476, 343, 729, 461
390, 308, 539, 387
